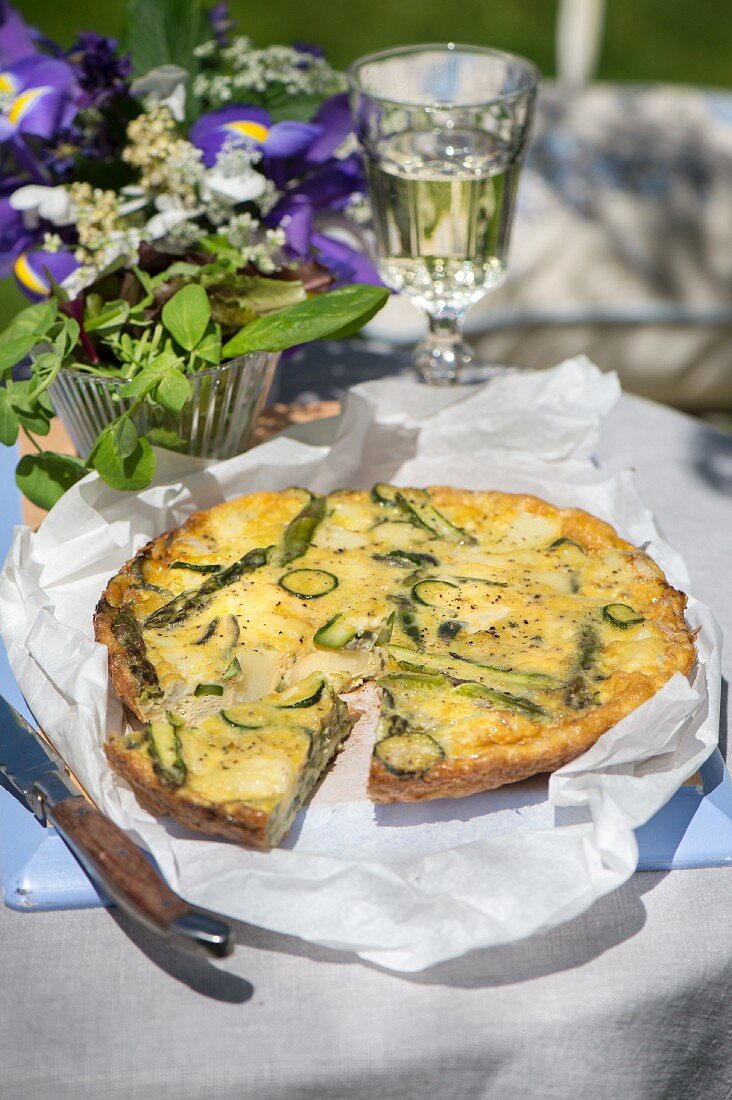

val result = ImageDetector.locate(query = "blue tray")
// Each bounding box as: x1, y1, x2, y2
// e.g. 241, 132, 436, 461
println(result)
1, 431, 731, 913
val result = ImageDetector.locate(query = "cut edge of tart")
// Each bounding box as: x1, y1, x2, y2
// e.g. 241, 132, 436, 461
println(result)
94, 485, 696, 847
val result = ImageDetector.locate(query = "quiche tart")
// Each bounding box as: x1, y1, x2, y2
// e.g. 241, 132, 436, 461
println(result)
95, 485, 695, 847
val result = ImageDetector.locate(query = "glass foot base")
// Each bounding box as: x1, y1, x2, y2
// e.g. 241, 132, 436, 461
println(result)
413, 333, 522, 386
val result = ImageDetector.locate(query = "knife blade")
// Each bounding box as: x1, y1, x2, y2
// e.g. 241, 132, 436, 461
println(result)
0, 694, 233, 959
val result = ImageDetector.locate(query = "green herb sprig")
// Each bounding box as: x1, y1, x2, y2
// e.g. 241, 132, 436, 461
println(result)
0, 265, 387, 509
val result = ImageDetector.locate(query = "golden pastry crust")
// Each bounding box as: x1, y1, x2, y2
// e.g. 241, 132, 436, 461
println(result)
105, 735, 271, 847
95, 485, 696, 841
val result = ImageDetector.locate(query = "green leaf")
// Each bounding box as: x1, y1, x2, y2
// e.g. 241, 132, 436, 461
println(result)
154, 370, 191, 415
148, 262, 202, 288
193, 326, 222, 365
222, 285, 390, 357
115, 418, 139, 460
2, 300, 57, 343
92, 430, 157, 492
161, 284, 211, 352
0, 300, 58, 375
16, 406, 52, 437
0, 334, 41, 375
211, 276, 306, 321
119, 351, 181, 398
53, 318, 79, 359
85, 300, 130, 333
15, 452, 87, 510
0, 389, 19, 446
198, 235, 241, 266
146, 427, 185, 450
121, 0, 210, 93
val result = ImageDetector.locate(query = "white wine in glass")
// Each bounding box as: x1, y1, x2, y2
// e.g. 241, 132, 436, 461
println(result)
349, 44, 539, 385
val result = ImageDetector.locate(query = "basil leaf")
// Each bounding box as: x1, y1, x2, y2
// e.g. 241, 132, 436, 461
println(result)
92, 430, 157, 492
222, 285, 389, 357
162, 284, 211, 351
154, 370, 191, 415
0, 390, 19, 446
15, 452, 87, 511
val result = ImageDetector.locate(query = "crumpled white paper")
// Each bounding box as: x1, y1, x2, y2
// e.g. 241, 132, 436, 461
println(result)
0, 356, 721, 971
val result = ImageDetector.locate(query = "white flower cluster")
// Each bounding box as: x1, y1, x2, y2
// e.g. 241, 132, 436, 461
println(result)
223, 213, 287, 273
193, 37, 344, 106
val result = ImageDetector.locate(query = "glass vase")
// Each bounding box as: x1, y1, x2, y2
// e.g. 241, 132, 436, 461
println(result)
50, 352, 280, 461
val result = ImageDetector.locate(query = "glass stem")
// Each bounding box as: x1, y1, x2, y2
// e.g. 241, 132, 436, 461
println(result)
413, 307, 474, 385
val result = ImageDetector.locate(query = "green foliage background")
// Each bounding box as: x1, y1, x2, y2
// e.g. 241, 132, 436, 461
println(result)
2, 0, 730, 322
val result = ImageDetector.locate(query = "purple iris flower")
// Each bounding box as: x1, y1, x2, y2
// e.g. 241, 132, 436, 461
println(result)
293, 42, 326, 62
208, 2, 235, 46
311, 231, 380, 288
13, 245, 78, 299
66, 32, 130, 109
301, 94, 353, 167
190, 105, 322, 168
0, 193, 32, 276
284, 153, 363, 212
267, 153, 364, 254
0, 2, 36, 66
0, 55, 77, 143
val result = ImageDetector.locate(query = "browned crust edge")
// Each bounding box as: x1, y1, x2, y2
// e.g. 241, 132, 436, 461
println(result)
96, 486, 697, 826
105, 736, 272, 848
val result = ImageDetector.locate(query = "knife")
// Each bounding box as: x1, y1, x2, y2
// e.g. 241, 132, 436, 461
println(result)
0, 694, 233, 959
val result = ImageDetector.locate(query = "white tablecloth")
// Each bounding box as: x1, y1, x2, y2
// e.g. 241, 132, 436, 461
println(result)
1, 389, 731, 1099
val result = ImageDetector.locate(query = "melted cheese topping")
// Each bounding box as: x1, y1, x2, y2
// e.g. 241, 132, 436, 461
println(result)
106, 487, 693, 830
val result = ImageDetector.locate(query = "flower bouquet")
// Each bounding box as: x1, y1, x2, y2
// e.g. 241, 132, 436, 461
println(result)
0, 0, 385, 508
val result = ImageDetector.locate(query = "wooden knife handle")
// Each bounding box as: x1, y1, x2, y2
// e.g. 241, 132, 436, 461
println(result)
47, 796, 233, 959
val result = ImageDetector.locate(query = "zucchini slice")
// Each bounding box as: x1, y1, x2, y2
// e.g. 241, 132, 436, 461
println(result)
194, 618, 219, 645
221, 705, 268, 729
221, 656, 241, 682
193, 614, 240, 652
170, 561, 222, 574
385, 644, 563, 691
602, 603, 644, 629
314, 613, 358, 649
412, 579, 460, 608
395, 489, 476, 545
148, 719, 187, 787
374, 731, 445, 776
279, 568, 338, 599
548, 538, 585, 554
455, 681, 546, 717
194, 682, 224, 697
274, 673, 325, 708
129, 556, 171, 594
372, 482, 401, 507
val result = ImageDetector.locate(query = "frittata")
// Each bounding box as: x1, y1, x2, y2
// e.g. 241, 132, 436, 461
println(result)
95, 486, 695, 847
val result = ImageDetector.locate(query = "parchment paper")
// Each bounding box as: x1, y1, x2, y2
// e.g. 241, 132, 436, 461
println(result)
0, 357, 721, 971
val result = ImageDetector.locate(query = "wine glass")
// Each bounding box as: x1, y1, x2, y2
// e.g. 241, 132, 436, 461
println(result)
348, 43, 540, 385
